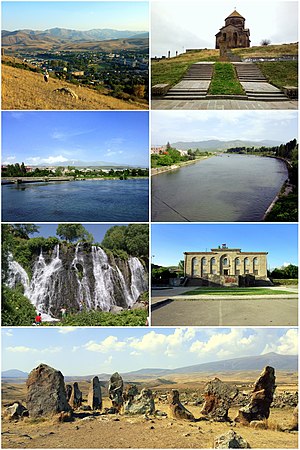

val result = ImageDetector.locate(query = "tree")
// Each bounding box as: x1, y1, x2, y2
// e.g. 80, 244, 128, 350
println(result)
56, 224, 94, 243
10, 224, 40, 240
124, 224, 149, 257
101, 226, 127, 251
261, 39, 271, 46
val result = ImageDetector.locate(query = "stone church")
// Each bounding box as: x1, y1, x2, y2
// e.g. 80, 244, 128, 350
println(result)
184, 244, 270, 287
216, 10, 250, 49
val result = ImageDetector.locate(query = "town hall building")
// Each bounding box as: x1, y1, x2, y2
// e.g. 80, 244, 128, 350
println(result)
184, 244, 270, 287
216, 10, 250, 49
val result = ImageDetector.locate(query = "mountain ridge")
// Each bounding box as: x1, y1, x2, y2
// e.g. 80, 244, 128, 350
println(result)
170, 139, 283, 152
2, 353, 297, 379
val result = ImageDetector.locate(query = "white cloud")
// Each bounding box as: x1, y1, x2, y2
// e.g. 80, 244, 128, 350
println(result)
129, 328, 196, 357
26, 155, 68, 164
130, 351, 141, 356
104, 356, 113, 365
190, 329, 257, 358
72, 346, 81, 353
2, 156, 16, 164
6, 346, 62, 354
58, 327, 77, 334
2, 329, 13, 337
83, 336, 126, 353
262, 329, 298, 355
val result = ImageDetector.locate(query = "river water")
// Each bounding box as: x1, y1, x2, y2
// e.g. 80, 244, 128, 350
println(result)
2, 179, 149, 222
152, 154, 288, 222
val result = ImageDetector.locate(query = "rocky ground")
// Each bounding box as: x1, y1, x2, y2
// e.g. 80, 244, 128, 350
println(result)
1, 376, 298, 449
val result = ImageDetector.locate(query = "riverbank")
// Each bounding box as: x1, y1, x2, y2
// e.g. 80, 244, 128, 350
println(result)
2, 176, 148, 185
151, 156, 212, 176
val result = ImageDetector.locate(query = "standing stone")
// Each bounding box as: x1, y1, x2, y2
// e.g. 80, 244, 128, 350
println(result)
214, 430, 250, 448
124, 384, 139, 402
235, 366, 276, 424
124, 388, 155, 415
201, 377, 238, 422
87, 376, 102, 410
66, 384, 72, 401
26, 364, 71, 418
108, 372, 123, 411
167, 390, 195, 421
289, 404, 298, 431
69, 382, 82, 409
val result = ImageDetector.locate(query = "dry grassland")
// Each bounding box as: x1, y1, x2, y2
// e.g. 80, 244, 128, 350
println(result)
2, 64, 147, 110
2, 372, 298, 449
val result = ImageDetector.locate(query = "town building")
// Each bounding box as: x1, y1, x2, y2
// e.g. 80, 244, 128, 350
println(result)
184, 244, 270, 287
216, 10, 250, 49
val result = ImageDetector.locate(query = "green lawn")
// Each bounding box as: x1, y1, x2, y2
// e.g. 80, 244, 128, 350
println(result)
208, 63, 245, 95
180, 287, 295, 296
257, 61, 298, 89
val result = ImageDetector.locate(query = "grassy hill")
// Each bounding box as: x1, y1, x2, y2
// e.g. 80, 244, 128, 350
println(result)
152, 43, 298, 87
2, 58, 147, 110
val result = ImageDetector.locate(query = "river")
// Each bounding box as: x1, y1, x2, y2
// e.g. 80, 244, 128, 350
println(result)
2, 179, 149, 222
152, 154, 288, 221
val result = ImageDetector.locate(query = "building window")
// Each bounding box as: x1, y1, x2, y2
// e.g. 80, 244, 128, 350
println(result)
212, 269, 217, 275
192, 258, 198, 276
223, 258, 228, 266
254, 270, 258, 275
211, 258, 216, 265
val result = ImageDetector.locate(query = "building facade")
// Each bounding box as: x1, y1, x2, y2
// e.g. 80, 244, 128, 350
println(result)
184, 245, 269, 287
215, 10, 250, 49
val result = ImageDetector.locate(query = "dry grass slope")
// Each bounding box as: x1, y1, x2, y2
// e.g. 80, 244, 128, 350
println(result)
2, 63, 147, 110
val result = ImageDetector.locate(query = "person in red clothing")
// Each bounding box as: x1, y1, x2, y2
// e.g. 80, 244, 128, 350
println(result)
35, 313, 42, 325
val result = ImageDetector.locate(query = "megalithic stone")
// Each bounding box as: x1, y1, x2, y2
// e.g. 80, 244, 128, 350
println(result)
69, 382, 82, 409
167, 389, 195, 421
235, 366, 276, 424
201, 377, 238, 422
26, 363, 72, 418
87, 376, 102, 410
108, 372, 124, 411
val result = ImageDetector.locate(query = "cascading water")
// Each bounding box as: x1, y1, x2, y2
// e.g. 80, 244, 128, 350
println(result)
25, 245, 62, 315
92, 246, 117, 311
128, 257, 148, 301
7, 252, 30, 290
6, 244, 148, 318
72, 243, 92, 309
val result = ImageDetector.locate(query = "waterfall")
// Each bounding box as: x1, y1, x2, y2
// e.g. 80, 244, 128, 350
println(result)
26, 245, 62, 314
115, 265, 134, 307
92, 246, 117, 311
7, 252, 30, 290
129, 257, 148, 301
72, 243, 92, 309
6, 245, 148, 317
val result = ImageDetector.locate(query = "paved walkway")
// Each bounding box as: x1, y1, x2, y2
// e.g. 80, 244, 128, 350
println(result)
151, 98, 298, 110
151, 297, 298, 326
152, 61, 297, 109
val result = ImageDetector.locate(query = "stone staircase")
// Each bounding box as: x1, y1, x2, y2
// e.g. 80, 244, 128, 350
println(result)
164, 63, 213, 100
234, 63, 289, 101
234, 63, 267, 82
183, 63, 213, 80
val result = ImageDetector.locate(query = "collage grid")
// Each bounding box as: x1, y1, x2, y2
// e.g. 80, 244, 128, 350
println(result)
1, 1, 299, 449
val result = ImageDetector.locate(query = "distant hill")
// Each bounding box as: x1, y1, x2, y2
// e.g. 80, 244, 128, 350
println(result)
3, 353, 297, 381
2, 369, 28, 378
28, 160, 147, 169
171, 139, 282, 152
2, 28, 149, 51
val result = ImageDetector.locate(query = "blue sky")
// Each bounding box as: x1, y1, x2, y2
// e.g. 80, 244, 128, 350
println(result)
26, 223, 131, 243
2, 327, 297, 375
2, 112, 149, 167
151, 224, 298, 270
152, 111, 298, 145
2, 1, 149, 31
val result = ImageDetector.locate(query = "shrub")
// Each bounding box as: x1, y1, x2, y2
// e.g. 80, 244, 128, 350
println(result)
2, 286, 36, 326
